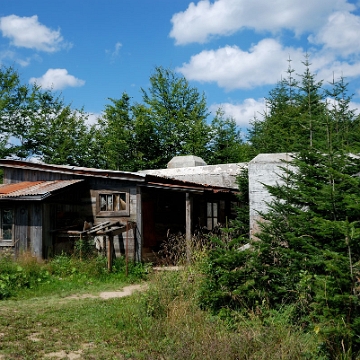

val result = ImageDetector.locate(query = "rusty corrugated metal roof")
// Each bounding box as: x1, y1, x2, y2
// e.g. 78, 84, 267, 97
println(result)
0, 181, 44, 195
0, 180, 83, 199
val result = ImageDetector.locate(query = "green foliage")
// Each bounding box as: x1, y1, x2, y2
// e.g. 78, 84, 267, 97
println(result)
208, 108, 251, 164
0, 252, 148, 300
201, 150, 360, 357
140, 66, 210, 168
0, 65, 98, 166
201, 58, 360, 358
0, 264, 319, 359
0, 253, 51, 299
247, 56, 359, 155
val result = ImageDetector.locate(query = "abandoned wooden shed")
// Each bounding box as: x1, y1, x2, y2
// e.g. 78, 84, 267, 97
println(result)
0, 157, 241, 261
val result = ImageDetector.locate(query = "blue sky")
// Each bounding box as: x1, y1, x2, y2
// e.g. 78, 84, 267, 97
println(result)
1, 0, 360, 132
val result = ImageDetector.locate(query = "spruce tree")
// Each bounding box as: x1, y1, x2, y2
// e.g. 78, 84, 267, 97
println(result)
202, 58, 360, 358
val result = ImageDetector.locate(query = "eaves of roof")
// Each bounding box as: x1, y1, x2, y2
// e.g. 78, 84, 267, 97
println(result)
143, 174, 238, 194
0, 159, 146, 182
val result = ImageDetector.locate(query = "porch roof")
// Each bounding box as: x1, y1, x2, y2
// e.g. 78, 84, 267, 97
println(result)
0, 180, 84, 201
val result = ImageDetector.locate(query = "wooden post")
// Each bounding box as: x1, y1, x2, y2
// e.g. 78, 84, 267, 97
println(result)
186, 192, 193, 263
126, 221, 129, 277
136, 187, 142, 262
102, 235, 106, 257
107, 235, 113, 272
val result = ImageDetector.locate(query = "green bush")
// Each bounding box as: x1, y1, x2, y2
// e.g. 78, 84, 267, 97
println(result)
0, 253, 51, 299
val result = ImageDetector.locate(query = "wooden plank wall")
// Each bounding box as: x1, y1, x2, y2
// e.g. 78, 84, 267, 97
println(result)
89, 179, 138, 260
14, 205, 28, 254
29, 204, 42, 258
3, 168, 74, 183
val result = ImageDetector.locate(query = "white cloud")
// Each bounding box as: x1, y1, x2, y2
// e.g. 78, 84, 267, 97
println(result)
350, 101, 360, 116
106, 42, 122, 61
0, 15, 69, 52
309, 11, 360, 56
0, 49, 32, 67
177, 39, 304, 90
210, 98, 266, 128
170, 0, 354, 45
29, 69, 85, 90
315, 61, 360, 84
86, 112, 101, 125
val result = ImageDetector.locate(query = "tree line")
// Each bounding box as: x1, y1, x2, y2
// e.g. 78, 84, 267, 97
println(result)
2, 58, 360, 356
0, 66, 251, 170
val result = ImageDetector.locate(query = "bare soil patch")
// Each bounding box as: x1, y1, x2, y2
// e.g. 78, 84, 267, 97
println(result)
65, 283, 148, 300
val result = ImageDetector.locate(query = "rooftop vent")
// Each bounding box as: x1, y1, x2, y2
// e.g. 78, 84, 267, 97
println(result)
167, 155, 207, 169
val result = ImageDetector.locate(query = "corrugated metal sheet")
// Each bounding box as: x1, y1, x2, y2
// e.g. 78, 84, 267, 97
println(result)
0, 180, 83, 199
0, 181, 43, 194
0, 159, 146, 181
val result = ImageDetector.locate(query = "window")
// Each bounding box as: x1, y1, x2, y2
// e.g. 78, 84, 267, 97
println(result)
0, 209, 13, 244
97, 191, 129, 216
207, 202, 218, 230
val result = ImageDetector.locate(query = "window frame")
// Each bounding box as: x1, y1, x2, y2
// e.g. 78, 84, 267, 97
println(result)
206, 201, 218, 230
0, 208, 14, 246
96, 190, 130, 217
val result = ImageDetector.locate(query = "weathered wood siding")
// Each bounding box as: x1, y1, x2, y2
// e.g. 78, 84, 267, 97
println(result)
88, 178, 138, 260
29, 204, 42, 258
3, 168, 74, 183
14, 205, 28, 253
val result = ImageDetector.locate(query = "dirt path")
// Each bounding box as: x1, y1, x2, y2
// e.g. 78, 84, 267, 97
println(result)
65, 283, 148, 300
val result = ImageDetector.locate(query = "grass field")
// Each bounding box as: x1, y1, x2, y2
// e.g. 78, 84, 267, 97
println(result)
0, 254, 320, 359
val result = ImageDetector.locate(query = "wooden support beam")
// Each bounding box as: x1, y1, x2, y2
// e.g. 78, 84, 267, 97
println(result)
136, 186, 143, 262
107, 234, 113, 272
186, 192, 193, 263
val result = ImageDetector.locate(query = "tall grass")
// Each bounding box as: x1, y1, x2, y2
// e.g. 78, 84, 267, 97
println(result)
138, 264, 319, 359
0, 250, 321, 359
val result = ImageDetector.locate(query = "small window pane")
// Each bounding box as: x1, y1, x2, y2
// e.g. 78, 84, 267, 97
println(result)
207, 202, 212, 217
2, 209, 12, 240
99, 193, 128, 213
120, 193, 127, 210
3, 209, 12, 224
100, 195, 107, 211
114, 194, 120, 211
213, 203, 218, 217
207, 218, 213, 230
107, 195, 113, 211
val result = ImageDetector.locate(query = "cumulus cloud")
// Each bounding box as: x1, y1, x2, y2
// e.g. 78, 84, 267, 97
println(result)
210, 98, 266, 128
177, 39, 304, 90
0, 15, 69, 52
309, 11, 360, 56
29, 69, 85, 90
315, 61, 360, 84
170, 0, 354, 45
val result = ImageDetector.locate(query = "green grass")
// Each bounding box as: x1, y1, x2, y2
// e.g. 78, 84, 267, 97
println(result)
0, 253, 321, 359
0, 252, 148, 300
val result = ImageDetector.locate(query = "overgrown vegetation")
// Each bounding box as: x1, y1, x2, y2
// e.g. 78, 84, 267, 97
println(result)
2, 57, 360, 358
0, 251, 319, 359
199, 58, 360, 359
0, 250, 148, 300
